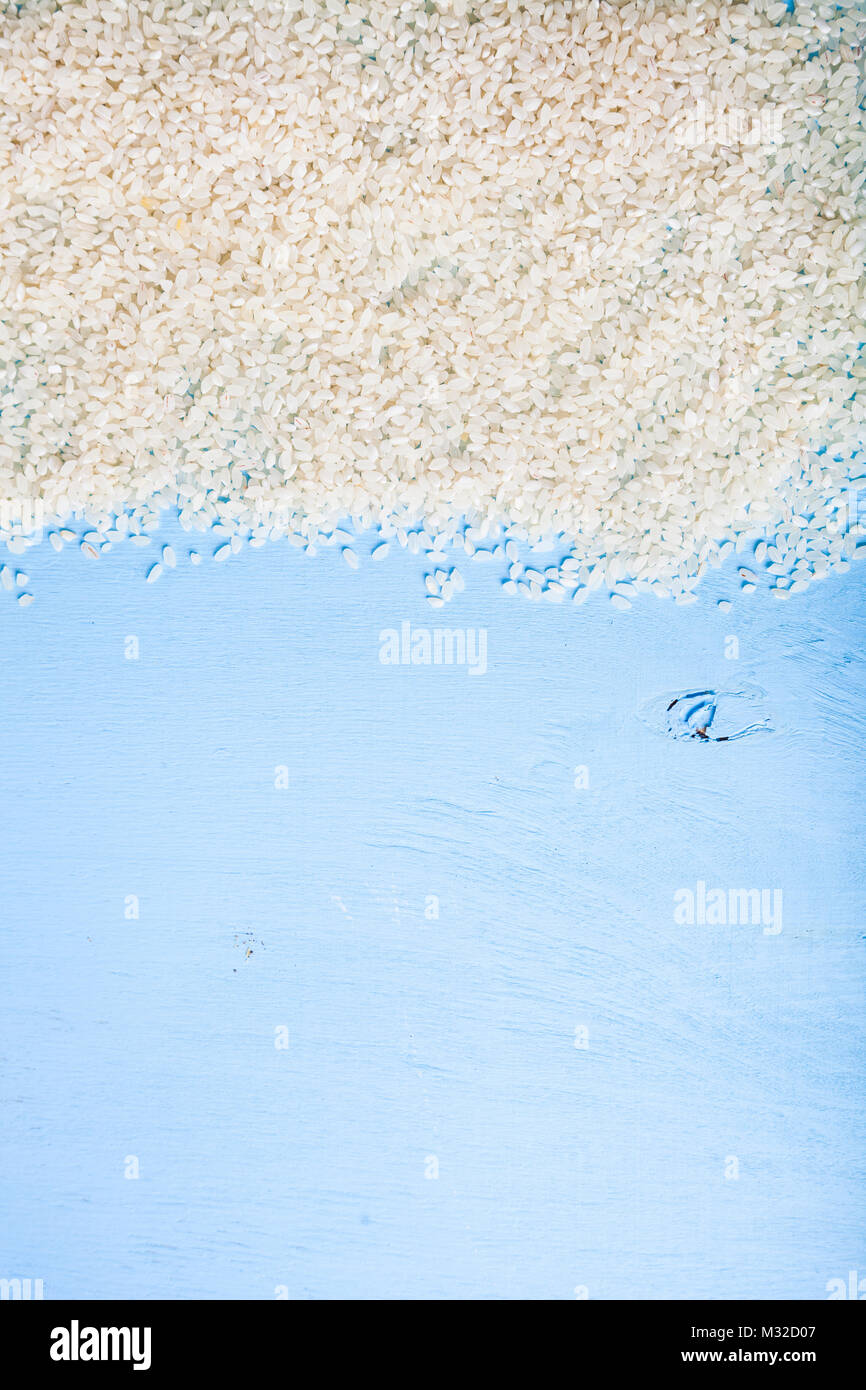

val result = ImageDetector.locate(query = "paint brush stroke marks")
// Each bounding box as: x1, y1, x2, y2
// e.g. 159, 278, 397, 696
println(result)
641, 687, 773, 743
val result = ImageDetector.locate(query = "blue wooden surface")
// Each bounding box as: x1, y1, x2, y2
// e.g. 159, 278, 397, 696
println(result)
1, 524, 864, 1300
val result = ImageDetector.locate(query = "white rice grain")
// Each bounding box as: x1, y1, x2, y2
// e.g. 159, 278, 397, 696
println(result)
0, 0, 862, 602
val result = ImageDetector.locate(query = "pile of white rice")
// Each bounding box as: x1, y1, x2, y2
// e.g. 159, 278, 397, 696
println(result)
1, 0, 864, 599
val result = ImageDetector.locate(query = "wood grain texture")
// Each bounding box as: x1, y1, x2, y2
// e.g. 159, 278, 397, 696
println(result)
1, 526, 864, 1299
